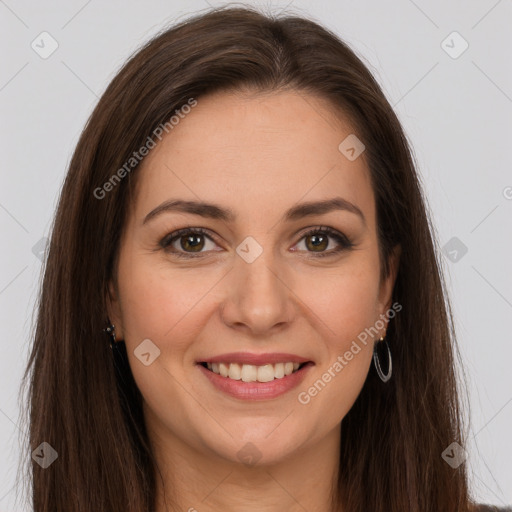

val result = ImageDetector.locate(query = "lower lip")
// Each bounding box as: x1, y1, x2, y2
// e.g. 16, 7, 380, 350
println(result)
197, 363, 314, 400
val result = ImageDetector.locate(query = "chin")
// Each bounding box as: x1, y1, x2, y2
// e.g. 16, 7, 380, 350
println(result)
203, 427, 306, 468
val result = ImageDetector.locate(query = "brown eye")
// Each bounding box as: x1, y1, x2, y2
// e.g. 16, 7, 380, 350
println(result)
160, 228, 219, 258
178, 233, 205, 252
305, 233, 329, 252
160, 226, 354, 260
294, 226, 354, 258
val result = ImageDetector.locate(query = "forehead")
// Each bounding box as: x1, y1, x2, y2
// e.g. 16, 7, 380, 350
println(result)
130, 89, 375, 226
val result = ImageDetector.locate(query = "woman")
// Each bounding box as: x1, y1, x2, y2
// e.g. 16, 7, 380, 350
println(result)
18, 5, 510, 512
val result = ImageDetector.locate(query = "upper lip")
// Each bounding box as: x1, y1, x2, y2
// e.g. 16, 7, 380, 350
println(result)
197, 352, 312, 366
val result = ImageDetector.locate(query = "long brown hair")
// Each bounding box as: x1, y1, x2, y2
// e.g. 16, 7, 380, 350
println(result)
18, 5, 476, 511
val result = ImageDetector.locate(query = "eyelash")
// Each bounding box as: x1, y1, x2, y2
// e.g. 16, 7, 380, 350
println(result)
159, 226, 354, 259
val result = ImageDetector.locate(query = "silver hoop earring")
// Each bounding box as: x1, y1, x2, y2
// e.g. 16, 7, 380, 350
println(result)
373, 336, 392, 383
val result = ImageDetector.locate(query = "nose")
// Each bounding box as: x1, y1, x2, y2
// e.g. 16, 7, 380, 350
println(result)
219, 246, 296, 337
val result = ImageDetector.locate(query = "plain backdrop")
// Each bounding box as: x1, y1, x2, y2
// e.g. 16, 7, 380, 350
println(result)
0, 0, 511, 509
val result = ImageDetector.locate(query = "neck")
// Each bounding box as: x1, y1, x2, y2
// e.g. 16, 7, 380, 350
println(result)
147, 415, 342, 512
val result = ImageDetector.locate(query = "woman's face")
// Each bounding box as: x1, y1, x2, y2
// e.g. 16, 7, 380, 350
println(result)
108, 89, 399, 466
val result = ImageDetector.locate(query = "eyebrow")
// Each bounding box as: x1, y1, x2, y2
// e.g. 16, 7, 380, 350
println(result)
142, 197, 366, 226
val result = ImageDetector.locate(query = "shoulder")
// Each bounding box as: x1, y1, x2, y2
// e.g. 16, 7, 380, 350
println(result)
473, 505, 512, 512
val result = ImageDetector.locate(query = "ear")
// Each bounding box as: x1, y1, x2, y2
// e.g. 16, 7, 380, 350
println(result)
377, 244, 401, 326
106, 279, 124, 340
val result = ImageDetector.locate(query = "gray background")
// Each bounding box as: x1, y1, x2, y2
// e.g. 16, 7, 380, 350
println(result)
0, 0, 511, 509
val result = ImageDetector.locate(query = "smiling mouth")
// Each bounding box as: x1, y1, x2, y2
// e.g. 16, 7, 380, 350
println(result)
199, 361, 310, 383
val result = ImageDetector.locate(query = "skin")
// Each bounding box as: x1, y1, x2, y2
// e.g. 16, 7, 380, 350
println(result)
107, 88, 400, 512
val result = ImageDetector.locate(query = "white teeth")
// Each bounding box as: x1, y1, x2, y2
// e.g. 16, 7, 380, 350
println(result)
241, 364, 257, 382
228, 363, 242, 380
204, 361, 305, 382
219, 362, 229, 377
257, 364, 275, 383
274, 362, 284, 379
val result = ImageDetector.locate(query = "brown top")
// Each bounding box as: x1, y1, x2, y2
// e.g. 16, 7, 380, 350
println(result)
475, 505, 512, 511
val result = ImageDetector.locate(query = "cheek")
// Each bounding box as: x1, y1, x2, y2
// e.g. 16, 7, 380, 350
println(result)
116, 252, 218, 345
114, 255, 209, 418
293, 256, 381, 423
306, 271, 378, 382
297, 255, 382, 344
